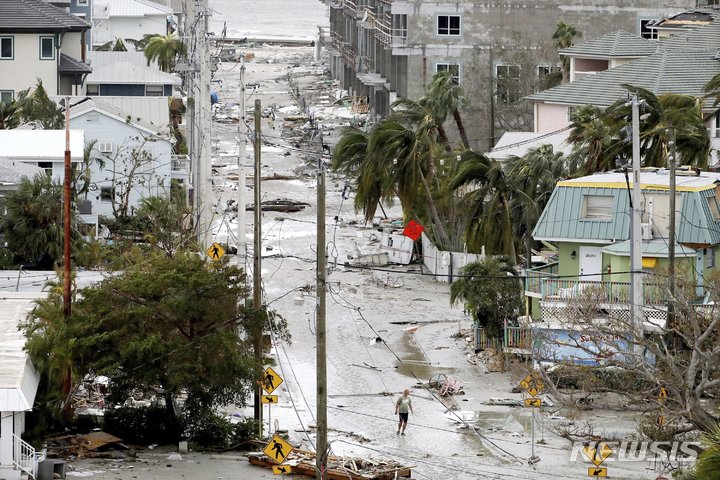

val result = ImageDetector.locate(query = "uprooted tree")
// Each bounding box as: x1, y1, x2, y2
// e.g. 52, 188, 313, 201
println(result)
534, 265, 720, 435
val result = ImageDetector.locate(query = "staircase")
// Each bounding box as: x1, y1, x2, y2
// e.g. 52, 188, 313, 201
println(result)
13, 434, 43, 479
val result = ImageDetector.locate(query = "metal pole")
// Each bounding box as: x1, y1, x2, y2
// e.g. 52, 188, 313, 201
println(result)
531, 407, 536, 459
630, 95, 644, 349
237, 54, 247, 261
253, 99, 263, 434
63, 98, 72, 318
667, 128, 676, 345
316, 161, 327, 479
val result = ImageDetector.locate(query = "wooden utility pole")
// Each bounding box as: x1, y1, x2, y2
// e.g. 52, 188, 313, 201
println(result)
63, 99, 72, 317
253, 99, 263, 433
667, 128, 677, 343
630, 95, 644, 350
316, 159, 327, 479
237, 54, 247, 262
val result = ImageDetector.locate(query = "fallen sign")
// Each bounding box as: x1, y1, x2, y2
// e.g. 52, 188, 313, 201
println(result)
248, 446, 412, 480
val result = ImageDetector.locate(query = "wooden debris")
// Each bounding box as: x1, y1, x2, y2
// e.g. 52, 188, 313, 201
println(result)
247, 446, 411, 480
246, 199, 310, 212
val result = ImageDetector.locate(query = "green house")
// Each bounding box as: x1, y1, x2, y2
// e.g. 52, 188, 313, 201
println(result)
525, 169, 720, 323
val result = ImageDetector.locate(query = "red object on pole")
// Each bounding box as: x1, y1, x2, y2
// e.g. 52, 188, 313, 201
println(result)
402, 220, 424, 241
63, 99, 72, 318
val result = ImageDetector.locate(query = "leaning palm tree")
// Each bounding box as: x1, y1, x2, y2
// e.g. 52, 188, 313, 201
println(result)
552, 21, 581, 83
680, 422, 720, 480
144, 34, 187, 72
0, 100, 20, 129
425, 70, 470, 148
567, 104, 618, 174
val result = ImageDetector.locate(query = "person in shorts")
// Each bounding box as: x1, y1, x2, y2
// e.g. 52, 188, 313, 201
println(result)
395, 389, 414, 435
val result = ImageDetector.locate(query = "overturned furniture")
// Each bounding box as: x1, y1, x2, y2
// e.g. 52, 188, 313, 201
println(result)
248, 447, 412, 479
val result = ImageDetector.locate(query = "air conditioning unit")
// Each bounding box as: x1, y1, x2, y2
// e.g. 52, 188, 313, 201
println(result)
98, 142, 113, 153
641, 223, 653, 240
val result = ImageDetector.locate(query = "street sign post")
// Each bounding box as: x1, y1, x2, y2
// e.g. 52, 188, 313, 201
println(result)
519, 372, 545, 463
582, 442, 613, 477
262, 367, 284, 395
264, 434, 294, 464
262, 395, 279, 404
206, 242, 225, 261
588, 467, 608, 477
273, 465, 292, 474
525, 398, 542, 408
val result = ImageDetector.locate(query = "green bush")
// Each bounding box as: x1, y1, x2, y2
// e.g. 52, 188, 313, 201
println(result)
104, 405, 180, 445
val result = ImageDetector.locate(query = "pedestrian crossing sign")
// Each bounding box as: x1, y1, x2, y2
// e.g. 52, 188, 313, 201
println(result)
206, 242, 225, 261
264, 434, 293, 464
261, 367, 284, 394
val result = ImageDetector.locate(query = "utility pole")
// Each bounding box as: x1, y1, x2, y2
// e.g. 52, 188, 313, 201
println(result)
253, 99, 263, 434
237, 54, 247, 262
630, 95, 644, 350
63, 99, 72, 318
316, 158, 328, 479
667, 128, 677, 345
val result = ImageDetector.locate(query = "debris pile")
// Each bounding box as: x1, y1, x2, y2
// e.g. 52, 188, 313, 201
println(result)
248, 447, 412, 480
46, 432, 128, 459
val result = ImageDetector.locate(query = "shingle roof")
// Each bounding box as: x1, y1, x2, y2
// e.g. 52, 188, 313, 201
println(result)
660, 19, 720, 51
526, 49, 720, 108
560, 31, 659, 58
0, 0, 90, 32
59, 53, 92, 74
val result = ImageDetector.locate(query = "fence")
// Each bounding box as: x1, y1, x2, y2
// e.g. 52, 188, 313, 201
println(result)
421, 233, 484, 283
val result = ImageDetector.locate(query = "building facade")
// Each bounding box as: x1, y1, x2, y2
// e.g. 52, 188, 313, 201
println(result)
325, 0, 699, 150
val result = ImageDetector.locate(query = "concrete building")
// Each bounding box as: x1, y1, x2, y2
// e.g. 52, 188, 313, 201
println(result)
90, 0, 173, 50
325, 0, 699, 151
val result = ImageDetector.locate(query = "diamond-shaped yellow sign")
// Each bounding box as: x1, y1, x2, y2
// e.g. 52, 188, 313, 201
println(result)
206, 242, 225, 260
264, 434, 293, 464
658, 387, 668, 402
261, 366, 284, 395
519, 372, 544, 397
582, 442, 613, 467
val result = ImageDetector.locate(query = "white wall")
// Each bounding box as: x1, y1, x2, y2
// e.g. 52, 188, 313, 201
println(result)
95, 14, 167, 45
0, 33, 58, 97
72, 110, 173, 218
535, 103, 570, 133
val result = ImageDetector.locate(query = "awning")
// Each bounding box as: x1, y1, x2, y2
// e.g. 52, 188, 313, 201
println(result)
602, 239, 697, 258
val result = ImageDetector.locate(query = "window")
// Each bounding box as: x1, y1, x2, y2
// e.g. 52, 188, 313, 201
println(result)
582, 195, 614, 221
77, 0, 89, 5
0, 90, 13, 104
567, 106, 577, 122
435, 63, 460, 85
496, 64, 521, 104
86, 84, 99, 96
0, 37, 13, 60
39, 36, 55, 60
708, 196, 720, 221
38, 162, 53, 176
706, 248, 716, 269
145, 85, 164, 96
100, 186, 114, 201
639, 19, 658, 40
437, 15, 461, 36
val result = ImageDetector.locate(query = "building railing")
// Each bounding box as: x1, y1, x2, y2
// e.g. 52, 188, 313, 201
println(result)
524, 261, 558, 295
505, 326, 532, 350
540, 278, 666, 306
343, 0, 357, 17
331, 31, 357, 67
13, 433, 36, 478
171, 155, 190, 172
359, 55, 375, 73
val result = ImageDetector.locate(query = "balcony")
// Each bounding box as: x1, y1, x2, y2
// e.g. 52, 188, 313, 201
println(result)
171, 155, 190, 173
524, 261, 558, 298
331, 31, 357, 67
540, 278, 666, 306
343, 0, 358, 17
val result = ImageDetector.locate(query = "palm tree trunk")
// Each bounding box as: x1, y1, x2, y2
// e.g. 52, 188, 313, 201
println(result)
419, 171, 452, 250
453, 109, 470, 149
437, 125, 452, 153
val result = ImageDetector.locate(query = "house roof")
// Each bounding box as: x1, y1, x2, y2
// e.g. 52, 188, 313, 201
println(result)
602, 239, 697, 258
0, 130, 84, 161
86, 61, 181, 86
653, 10, 716, 30
0, 0, 90, 32
59, 53, 92, 75
68, 97, 172, 136
559, 31, 659, 59
106, 0, 173, 17
0, 294, 41, 411
533, 170, 720, 245
526, 49, 720, 108
87, 51, 151, 68
52, 95, 172, 128
0, 158, 44, 185
488, 131, 572, 160
660, 19, 720, 51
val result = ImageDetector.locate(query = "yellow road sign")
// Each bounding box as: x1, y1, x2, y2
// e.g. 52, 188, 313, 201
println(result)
206, 242, 225, 260
658, 387, 668, 402
588, 467, 608, 477
264, 434, 293, 464
524, 398, 542, 408
657, 415, 666, 426
262, 395, 279, 404
582, 442, 613, 467
262, 367, 284, 394
519, 372, 544, 397
273, 465, 292, 474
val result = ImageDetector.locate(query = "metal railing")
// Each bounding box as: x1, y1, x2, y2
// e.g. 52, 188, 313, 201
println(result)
540, 278, 665, 306
343, 0, 357, 16
359, 55, 375, 73
171, 155, 190, 172
331, 31, 357, 67
13, 433, 36, 478
524, 261, 558, 295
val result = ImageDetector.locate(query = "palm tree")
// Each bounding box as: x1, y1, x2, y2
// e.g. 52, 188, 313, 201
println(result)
95, 38, 129, 51
567, 104, 618, 174
0, 100, 20, 129
681, 422, 720, 480
144, 34, 187, 72
552, 21, 581, 83
425, 70, 470, 149
703, 72, 720, 107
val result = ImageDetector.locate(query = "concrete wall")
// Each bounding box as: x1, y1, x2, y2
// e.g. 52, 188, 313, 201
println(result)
72, 110, 173, 219
328, 0, 696, 151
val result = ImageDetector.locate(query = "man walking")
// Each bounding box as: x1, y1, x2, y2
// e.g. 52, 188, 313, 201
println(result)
395, 389, 414, 435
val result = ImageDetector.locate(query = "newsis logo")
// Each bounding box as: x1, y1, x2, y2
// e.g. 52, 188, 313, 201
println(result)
570, 441, 701, 464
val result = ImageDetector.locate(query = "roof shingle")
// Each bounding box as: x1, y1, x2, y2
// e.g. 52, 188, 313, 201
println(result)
0, 0, 90, 32
560, 31, 659, 58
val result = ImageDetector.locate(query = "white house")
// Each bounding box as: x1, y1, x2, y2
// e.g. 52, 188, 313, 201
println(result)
0, 0, 91, 100
69, 98, 176, 219
0, 130, 84, 180
0, 294, 42, 480
91, 0, 173, 49
86, 51, 181, 97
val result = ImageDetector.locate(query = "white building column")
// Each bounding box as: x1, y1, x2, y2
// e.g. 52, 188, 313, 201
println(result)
0, 411, 13, 466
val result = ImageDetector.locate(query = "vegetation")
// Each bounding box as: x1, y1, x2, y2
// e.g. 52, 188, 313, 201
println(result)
552, 21, 581, 84
143, 34, 187, 72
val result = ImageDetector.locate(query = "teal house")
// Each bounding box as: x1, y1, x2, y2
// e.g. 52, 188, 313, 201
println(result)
525, 169, 720, 328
